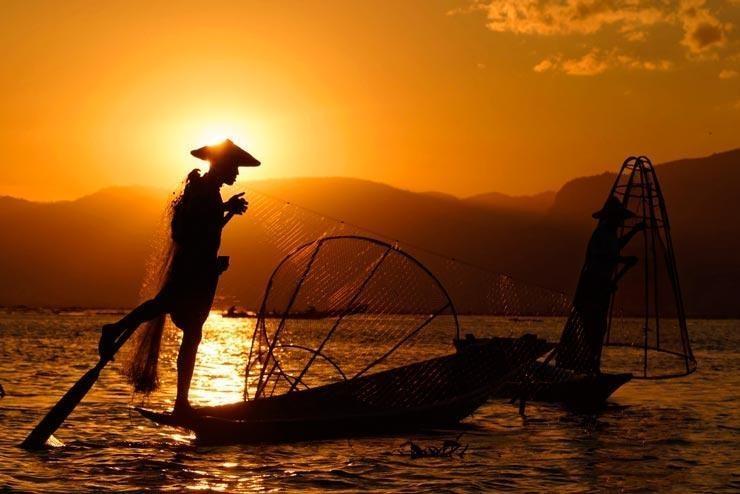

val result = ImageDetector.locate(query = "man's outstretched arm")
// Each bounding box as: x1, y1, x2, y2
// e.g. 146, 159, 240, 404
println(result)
618, 221, 646, 249
222, 192, 248, 226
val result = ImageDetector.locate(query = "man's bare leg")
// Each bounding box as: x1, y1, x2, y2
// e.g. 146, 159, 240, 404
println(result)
98, 298, 165, 359
173, 326, 203, 416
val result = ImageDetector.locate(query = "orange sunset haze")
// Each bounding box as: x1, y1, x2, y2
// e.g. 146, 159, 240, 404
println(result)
1, 2, 739, 493
1, 1, 738, 200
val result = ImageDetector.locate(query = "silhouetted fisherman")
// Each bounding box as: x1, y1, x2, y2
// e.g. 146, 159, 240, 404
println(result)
98, 139, 259, 416
557, 196, 645, 374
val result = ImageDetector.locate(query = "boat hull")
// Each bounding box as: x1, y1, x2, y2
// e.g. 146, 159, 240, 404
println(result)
455, 337, 632, 410
137, 335, 551, 444
494, 366, 633, 411
137, 391, 487, 445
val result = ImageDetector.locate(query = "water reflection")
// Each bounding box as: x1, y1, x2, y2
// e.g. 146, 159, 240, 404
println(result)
0, 313, 737, 492
187, 316, 251, 407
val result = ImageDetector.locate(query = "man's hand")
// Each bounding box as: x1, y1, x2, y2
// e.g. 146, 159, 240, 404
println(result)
622, 255, 638, 267
619, 221, 647, 248
224, 192, 248, 215
612, 255, 638, 286
216, 256, 230, 274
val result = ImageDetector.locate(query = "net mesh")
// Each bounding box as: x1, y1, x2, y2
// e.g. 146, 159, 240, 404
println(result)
236, 188, 573, 335
225, 157, 694, 409
123, 180, 184, 393
244, 236, 459, 400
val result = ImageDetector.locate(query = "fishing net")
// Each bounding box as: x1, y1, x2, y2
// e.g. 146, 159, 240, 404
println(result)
234, 187, 572, 336
244, 236, 460, 400
222, 156, 694, 410
123, 177, 186, 393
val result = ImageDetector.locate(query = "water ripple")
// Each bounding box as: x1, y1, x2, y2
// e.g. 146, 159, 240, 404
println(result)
0, 313, 737, 492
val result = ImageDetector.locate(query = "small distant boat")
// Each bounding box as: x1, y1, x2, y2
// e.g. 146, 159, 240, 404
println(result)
221, 306, 256, 318
264, 304, 368, 320
50, 307, 87, 316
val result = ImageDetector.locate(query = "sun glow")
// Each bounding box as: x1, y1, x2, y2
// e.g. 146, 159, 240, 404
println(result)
159, 115, 274, 181
188, 313, 251, 407
189, 121, 265, 154
196, 125, 238, 147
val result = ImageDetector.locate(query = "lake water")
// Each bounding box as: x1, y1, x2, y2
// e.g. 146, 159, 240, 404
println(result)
0, 312, 737, 492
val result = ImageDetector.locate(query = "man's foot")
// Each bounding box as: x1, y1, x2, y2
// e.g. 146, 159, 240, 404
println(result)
98, 323, 122, 360
172, 400, 198, 419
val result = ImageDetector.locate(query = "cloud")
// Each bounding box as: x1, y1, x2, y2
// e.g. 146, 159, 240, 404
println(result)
534, 48, 673, 75
678, 0, 729, 53
468, 0, 734, 58
621, 28, 648, 42
719, 68, 739, 78
483, 0, 667, 37
533, 58, 557, 72
616, 55, 673, 71
561, 50, 610, 75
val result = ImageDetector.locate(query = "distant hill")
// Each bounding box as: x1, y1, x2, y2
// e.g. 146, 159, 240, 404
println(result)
550, 149, 740, 225
548, 149, 740, 316
0, 187, 169, 308
218, 177, 558, 312
0, 148, 737, 316
465, 190, 556, 214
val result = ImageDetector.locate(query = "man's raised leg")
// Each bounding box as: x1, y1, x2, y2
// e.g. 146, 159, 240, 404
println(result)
99, 298, 165, 359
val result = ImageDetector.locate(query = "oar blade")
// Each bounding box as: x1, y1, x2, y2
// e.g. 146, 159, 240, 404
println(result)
20, 363, 103, 449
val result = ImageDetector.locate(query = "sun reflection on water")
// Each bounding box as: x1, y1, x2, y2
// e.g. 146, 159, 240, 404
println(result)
186, 312, 253, 407
0, 313, 736, 492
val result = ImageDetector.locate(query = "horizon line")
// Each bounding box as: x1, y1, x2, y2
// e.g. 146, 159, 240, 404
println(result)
2, 145, 738, 204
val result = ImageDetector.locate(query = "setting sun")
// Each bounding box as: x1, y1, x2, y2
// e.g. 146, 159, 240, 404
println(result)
157, 117, 273, 181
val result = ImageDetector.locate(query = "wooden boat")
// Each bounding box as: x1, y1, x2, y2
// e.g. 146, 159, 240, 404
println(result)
504, 367, 632, 410
137, 334, 551, 445
452, 157, 698, 412
454, 335, 631, 410
263, 304, 368, 320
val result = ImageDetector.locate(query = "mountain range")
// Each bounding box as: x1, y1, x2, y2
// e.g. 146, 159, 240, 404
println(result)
0, 148, 737, 316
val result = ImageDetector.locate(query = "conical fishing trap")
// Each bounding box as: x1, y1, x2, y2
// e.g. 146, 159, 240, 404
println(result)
601, 156, 696, 378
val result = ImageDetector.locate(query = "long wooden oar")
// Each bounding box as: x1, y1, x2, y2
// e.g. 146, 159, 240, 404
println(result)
20, 325, 137, 449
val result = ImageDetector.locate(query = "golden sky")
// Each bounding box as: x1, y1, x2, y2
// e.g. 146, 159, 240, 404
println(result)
1, 0, 738, 200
